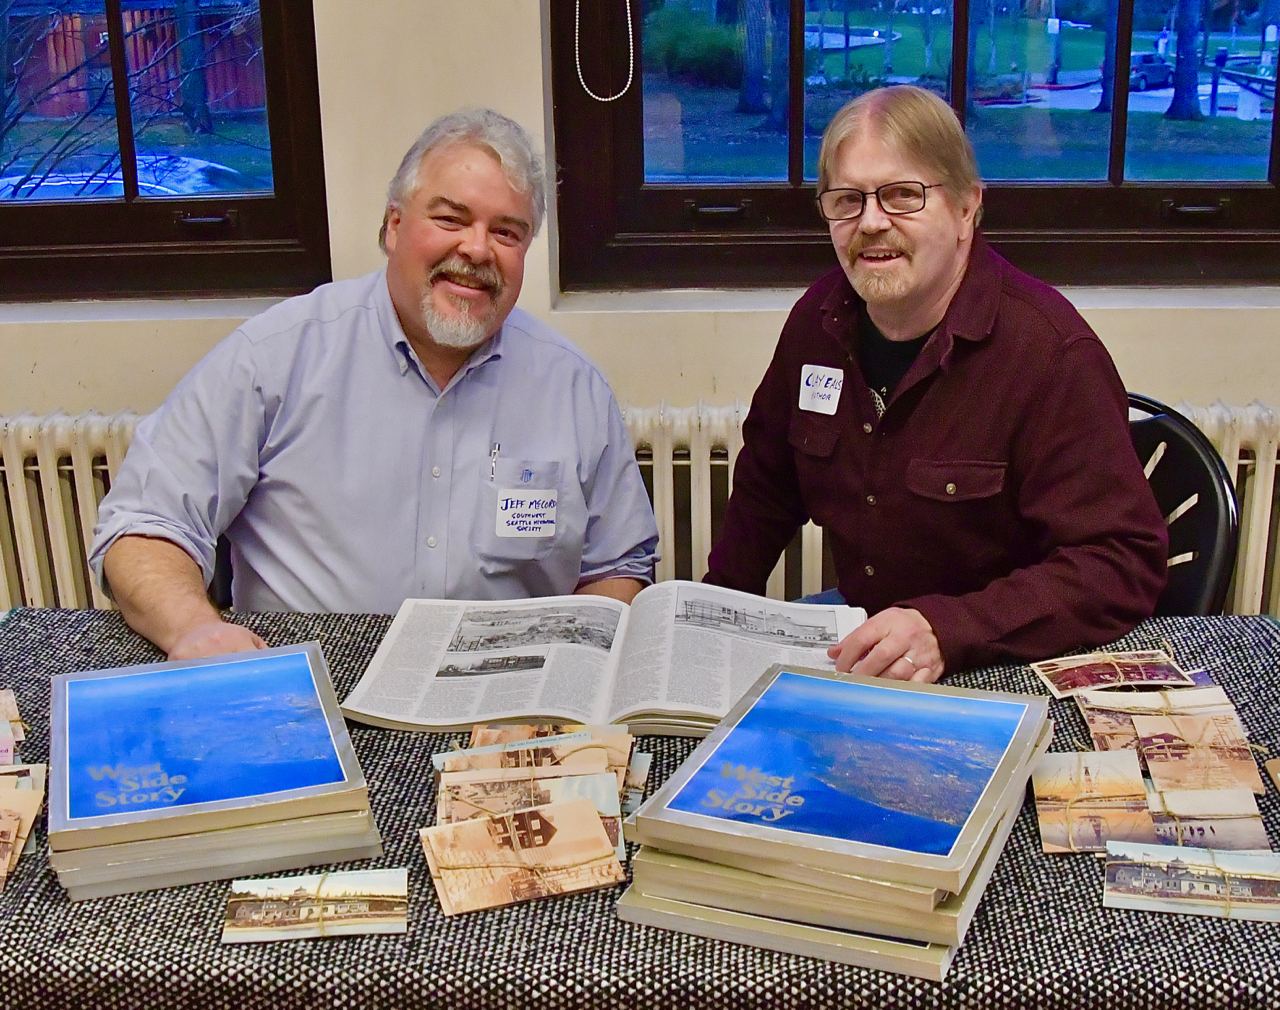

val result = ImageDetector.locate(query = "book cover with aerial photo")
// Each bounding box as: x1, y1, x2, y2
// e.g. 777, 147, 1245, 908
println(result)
634, 665, 1047, 892
49, 642, 368, 849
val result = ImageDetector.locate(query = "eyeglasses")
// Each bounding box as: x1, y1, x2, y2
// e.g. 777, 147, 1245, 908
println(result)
816, 182, 940, 221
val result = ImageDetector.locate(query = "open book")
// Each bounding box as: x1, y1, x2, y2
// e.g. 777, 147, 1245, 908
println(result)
341, 580, 865, 735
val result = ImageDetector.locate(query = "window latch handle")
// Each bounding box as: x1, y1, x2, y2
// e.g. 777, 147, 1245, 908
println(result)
173, 210, 241, 232
685, 199, 753, 221
1160, 198, 1230, 222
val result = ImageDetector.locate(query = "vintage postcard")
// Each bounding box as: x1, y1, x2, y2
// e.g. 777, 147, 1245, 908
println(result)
0, 810, 18, 891
1031, 751, 1156, 853
0, 787, 44, 871
1076, 687, 1239, 765
1145, 785, 1270, 851
436, 770, 625, 861
0, 689, 23, 743
623, 751, 653, 815
433, 733, 608, 775
421, 797, 624, 915
1104, 842, 1280, 922
1031, 650, 1195, 699
222, 868, 408, 943
468, 724, 634, 793
1134, 714, 1266, 794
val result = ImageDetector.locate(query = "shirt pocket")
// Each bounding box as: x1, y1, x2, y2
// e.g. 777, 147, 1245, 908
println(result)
906, 459, 1006, 502
903, 459, 1010, 581
475, 459, 564, 569
787, 412, 841, 458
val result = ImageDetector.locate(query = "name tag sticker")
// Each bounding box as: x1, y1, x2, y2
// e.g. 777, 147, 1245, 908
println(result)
799, 365, 844, 415
496, 489, 558, 538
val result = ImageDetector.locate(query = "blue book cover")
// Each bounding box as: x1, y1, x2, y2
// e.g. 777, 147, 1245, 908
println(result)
50, 642, 365, 843
664, 672, 1028, 857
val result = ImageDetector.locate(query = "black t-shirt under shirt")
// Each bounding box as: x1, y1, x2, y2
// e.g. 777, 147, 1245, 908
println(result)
857, 306, 931, 416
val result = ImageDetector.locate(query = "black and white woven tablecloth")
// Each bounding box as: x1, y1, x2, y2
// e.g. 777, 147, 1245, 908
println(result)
0, 608, 1276, 1010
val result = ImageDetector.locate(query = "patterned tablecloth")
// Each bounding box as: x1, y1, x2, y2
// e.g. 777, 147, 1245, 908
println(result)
0, 608, 1277, 1010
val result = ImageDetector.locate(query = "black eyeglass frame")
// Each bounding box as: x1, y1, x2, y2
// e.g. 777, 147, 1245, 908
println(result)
815, 182, 943, 222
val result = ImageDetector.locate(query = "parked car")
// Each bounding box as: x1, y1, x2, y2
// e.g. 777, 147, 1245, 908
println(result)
1130, 52, 1175, 91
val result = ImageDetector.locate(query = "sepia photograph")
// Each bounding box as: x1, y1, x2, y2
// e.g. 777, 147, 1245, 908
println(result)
421, 798, 625, 915
436, 653, 547, 678
1134, 714, 1266, 794
1031, 650, 1195, 699
673, 586, 838, 646
1031, 751, 1156, 853
1145, 786, 1271, 851
222, 868, 408, 943
448, 604, 622, 654
1104, 842, 1280, 921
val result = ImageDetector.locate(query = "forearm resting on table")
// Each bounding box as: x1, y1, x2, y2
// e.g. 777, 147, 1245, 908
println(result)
575, 576, 645, 604
102, 535, 265, 659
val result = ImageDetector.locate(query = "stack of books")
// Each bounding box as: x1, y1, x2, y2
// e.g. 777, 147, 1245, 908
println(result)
48, 642, 382, 901
618, 664, 1050, 981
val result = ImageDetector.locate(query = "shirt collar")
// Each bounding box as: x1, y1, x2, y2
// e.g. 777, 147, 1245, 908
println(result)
375, 269, 505, 390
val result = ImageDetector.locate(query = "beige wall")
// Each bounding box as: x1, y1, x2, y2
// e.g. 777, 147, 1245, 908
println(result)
1, 0, 1278, 416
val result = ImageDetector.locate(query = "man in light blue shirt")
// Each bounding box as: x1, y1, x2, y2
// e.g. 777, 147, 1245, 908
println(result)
90, 109, 658, 660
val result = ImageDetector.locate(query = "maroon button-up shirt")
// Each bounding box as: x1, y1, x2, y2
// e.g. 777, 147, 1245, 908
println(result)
705, 237, 1168, 672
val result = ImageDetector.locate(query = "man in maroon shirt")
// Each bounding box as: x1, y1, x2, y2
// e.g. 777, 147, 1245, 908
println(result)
704, 86, 1167, 681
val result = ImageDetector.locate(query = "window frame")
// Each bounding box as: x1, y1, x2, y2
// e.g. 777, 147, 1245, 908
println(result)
550, 0, 1280, 290
0, 0, 331, 301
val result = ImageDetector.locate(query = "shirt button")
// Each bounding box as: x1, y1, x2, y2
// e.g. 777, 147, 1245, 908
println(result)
945, 483, 957, 495
866, 495, 876, 506
432, 466, 442, 478
864, 565, 875, 576
427, 536, 438, 548
862, 422, 873, 434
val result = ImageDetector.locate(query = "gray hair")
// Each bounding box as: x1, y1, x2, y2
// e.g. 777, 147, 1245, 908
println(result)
379, 109, 546, 251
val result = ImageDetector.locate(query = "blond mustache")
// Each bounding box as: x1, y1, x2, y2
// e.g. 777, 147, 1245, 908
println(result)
429, 259, 503, 295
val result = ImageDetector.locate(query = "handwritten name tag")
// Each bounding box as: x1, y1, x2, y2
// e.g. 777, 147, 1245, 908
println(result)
496, 489, 558, 538
799, 364, 844, 415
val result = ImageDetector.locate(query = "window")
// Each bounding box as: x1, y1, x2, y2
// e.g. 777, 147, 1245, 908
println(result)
0, 0, 329, 299
551, 0, 1280, 288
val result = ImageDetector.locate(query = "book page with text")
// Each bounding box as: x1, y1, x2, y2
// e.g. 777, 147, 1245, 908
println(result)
606, 581, 865, 724
343, 596, 630, 728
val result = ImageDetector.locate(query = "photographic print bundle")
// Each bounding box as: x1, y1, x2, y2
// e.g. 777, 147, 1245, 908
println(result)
1030, 650, 1197, 699
1030, 751, 1156, 853
1103, 842, 1280, 922
421, 798, 625, 916
222, 868, 409, 942
1075, 686, 1237, 767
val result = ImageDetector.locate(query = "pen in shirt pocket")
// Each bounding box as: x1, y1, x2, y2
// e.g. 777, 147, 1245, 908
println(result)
490, 443, 500, 481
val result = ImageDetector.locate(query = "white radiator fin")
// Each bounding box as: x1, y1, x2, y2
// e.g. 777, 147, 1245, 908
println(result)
3, 402, 1275, 615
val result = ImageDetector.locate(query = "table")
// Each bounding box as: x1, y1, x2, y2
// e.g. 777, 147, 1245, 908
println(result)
0, 608, 1277, 1010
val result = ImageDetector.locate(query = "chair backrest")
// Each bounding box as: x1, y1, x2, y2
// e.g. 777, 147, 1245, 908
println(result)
1128, 393, 1240, 616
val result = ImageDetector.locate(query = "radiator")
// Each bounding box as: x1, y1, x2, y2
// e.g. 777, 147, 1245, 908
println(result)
1, 403, 1273, 614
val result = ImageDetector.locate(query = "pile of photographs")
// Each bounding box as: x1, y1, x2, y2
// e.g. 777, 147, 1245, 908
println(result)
222, 868, 409, 943
0, 689, 45, 894
617, 664, 1051, 982
1030, 648, 1278, 923
419, 724, 652, 916
47, 644, 382, 901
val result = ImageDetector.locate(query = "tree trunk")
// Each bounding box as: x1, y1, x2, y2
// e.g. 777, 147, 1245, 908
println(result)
765, 0, 789, 130
967, 3, 980, 115
884, 1, 895, 74
922, 4, 934, 73
988, 0, 998, 73
738, 0, 769, 112
173, 0, 212, 134
1094, 0, 1119, 112
1167, 0, 1206, 118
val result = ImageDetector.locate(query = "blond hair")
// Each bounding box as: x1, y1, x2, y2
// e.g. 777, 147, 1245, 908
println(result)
817, 86, 983, 223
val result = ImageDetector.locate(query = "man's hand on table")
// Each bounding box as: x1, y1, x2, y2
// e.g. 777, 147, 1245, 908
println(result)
167, 619, 267, 661
827, 607, 944, 683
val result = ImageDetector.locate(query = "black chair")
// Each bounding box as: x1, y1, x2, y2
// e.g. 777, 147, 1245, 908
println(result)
1128, 393, 1239, 616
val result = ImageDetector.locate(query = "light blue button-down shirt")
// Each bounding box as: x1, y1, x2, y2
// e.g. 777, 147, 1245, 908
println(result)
90, 270, 659, 613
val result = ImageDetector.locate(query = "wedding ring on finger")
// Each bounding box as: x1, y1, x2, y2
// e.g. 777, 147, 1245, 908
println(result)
902, 654, 917, 670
